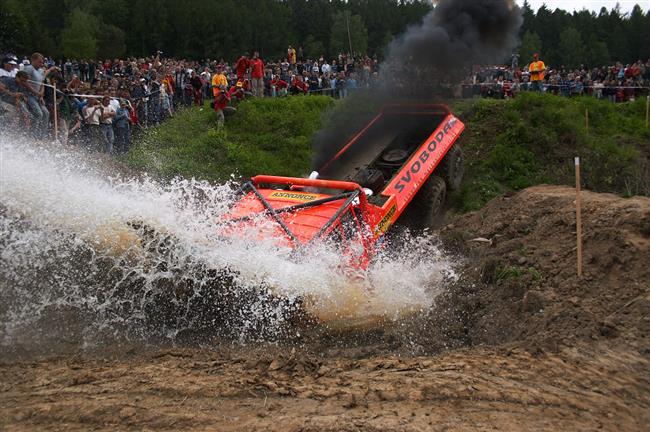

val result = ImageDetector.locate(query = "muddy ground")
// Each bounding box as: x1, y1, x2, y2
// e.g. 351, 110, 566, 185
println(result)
2, 185, 649, 431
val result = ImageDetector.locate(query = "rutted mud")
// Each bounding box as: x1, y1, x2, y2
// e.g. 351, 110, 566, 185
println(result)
2, 185, 649, 431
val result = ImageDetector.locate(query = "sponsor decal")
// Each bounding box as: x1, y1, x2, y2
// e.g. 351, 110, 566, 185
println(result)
374, 204, 397, 235
394, 117, 458, 194
268, 191, 320, 202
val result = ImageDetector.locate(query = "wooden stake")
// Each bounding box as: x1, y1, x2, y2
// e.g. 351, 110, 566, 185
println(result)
53, 82, 58, 141
645, 95, 649, 128
585, 108, 589, 135
575, 157, 583, 278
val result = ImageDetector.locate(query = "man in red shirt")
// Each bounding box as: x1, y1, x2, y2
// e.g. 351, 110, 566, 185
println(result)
271, 75, 288, 97
227, 81, 246, 102
213, 86, 231, 129
235, 53, 249, 81
291, 75, 309, 94
250, 52, 265, 97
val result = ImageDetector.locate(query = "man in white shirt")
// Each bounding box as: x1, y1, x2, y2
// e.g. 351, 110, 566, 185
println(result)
83, 98, 103, 149
321, 60, 331, 75
0, 56, 18, 78
99, 95, 116, 153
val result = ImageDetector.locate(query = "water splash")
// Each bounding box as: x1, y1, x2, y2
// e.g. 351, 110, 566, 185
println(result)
0, 136, 456, 353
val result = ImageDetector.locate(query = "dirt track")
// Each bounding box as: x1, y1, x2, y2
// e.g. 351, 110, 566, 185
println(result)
2, 185, 649, 431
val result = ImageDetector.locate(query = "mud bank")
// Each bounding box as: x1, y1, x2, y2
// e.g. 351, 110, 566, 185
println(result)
2, 185, 649, 431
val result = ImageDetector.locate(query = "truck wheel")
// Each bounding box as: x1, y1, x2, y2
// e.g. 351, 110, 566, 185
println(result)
401, 175, 447, 230
439, 144, 464, 191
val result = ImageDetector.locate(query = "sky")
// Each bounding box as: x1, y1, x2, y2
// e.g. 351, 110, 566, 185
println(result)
516, 0, 648, 13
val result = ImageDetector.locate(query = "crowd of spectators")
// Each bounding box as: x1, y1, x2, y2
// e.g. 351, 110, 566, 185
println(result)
464, 56, 650, 102
0, 47, 379, 153
1, 47, 648, 155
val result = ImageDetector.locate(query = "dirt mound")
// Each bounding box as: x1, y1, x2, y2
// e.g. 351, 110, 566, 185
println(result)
433, 185, 650, 354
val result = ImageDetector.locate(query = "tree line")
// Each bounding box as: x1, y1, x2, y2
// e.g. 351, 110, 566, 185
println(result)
0, 0, 648, 68
519, 1, 649, 69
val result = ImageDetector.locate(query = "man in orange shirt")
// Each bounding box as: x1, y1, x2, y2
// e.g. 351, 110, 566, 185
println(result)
211, 65, 228, 98
529, 53, 546, 92
288, 46, 297, 65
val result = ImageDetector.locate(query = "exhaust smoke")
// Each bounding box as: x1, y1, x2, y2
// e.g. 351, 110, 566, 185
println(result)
312, 0, 522, 174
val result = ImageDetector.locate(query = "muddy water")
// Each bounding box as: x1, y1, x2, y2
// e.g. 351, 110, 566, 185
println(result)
0, 136, 457, 358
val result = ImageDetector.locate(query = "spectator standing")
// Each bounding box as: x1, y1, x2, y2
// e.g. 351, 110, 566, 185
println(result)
235, 53, 249, 82
200, 67, 211, 101
148, 74, 162, 123
308, 72, 320, 92
160, 80, 172, 119
162, 71, 175, 111
511, 53, 519, 71
24, 52, 56, 138
83, 98, 103, 149
250, 52, 265, 97
213, 87, 230, 129
99, 95, 116, 153
114, 100, 131, 153
288, 46, 297, 65
173, 66, 186, 106
211, 66, 228, 95
321, 60, 331, 75
189, 70, 203, 106
78, 60, 88, 81
528, 53, 546, 92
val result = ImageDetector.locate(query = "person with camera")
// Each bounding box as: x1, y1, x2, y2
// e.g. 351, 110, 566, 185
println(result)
82, 97, 103, 150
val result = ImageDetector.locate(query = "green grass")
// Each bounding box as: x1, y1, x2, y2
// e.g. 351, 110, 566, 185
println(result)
124, 96, 334, 181
451, 92, 649, 211
124, 92, 648, 213
496, 265, 543, 283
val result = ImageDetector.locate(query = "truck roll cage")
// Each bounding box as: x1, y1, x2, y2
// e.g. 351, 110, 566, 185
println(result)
235, 176, 368, 247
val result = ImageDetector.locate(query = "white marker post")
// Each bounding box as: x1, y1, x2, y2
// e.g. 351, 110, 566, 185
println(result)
575, 157, 583, 278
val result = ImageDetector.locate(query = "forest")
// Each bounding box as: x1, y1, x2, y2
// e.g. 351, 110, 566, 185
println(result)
0, 0, 648, 68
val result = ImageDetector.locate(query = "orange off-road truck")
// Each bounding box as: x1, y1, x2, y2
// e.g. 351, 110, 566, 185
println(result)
224, 104, 465, 269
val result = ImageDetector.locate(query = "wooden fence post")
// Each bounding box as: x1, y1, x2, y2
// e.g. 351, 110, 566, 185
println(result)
575, 157, 583, 278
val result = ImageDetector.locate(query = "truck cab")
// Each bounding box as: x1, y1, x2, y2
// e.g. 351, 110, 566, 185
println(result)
222, 104, 465, 270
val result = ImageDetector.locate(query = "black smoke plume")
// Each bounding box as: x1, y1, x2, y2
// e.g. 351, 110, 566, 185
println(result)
312, 0, 522, 175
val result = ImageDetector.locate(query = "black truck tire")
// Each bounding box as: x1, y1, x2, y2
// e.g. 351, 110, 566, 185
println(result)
439, 144, 464, 191
400, 175, 447, 230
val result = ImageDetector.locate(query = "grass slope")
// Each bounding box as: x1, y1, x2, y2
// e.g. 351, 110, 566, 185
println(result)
125, 96, 334, 181
124, 93, 648, 212
452, 93, 649, 211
